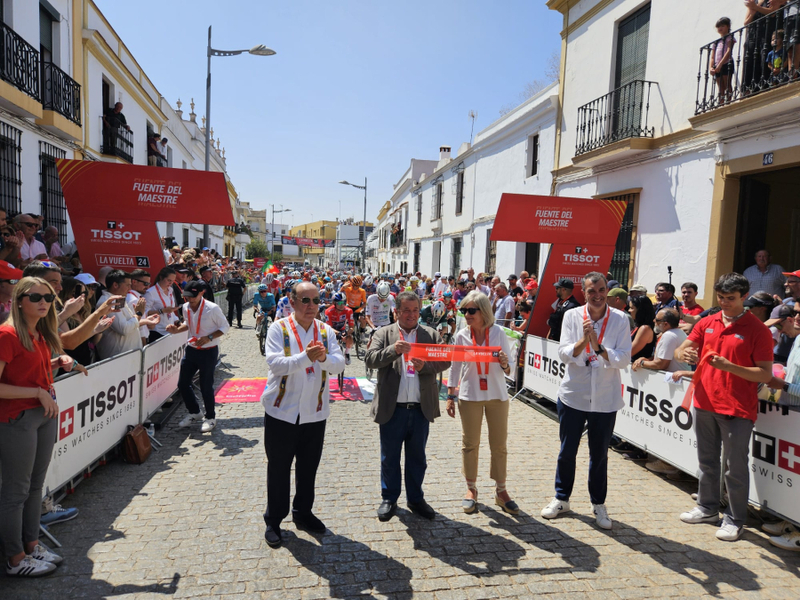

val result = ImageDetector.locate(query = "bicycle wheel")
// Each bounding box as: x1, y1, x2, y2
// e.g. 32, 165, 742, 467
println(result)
259, 321, 268, 356
353, 323, 361, 359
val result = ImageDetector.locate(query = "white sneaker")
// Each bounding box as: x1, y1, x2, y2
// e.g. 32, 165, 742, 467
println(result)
541, 497, 570, 519
29, 543, 62, 565
6, 556, 56, 577
345, 354, 351, 366
177, 413, 202, 428
769, 530, 800, 551
201, 419, 216, 433
593, 503, 612, 530
716, 521, 743, 541
762, 519, 796, 536
680, 507, 719, 524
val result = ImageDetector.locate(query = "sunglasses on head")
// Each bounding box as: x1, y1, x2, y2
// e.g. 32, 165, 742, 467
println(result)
298, 297, 321, 305
0, 278, 18, 284
459, 307, 479, 315
22, 293, 55, 303
73, 287, 88, 298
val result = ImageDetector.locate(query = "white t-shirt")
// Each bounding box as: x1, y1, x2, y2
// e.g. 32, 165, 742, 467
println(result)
654, 328, 690, 372
493, 295, 515, 325
365, 294, 395, 328
433, 280, 447, 297
21, 238, 47, 261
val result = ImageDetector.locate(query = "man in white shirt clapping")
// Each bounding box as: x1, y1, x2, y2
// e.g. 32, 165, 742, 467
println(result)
167, 281, 230, 433
260, 281, 346, 548
540, 272, 632, 530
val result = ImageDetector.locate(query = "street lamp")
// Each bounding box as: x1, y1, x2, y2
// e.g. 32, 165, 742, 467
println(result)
270, 204, 291, 259
339, 178, 367, 270
203, 26, 275, 247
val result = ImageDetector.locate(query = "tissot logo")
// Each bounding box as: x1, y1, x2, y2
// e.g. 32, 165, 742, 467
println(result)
562, 252, 600, 264
753, 432, 776, 464
778, 439, 800, 475
751, 430, 796, 486
90, 226, 142, 241
527, 352, 566, 378
59, 407, 74, 440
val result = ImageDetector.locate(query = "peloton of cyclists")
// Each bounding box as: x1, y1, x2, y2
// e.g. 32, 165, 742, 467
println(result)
324, 292, 355, 365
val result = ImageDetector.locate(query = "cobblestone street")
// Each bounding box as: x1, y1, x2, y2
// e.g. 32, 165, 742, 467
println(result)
5, 310, 800, 599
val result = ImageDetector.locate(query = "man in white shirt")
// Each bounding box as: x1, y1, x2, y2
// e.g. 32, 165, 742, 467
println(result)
127, 268, 154, 346
492, 283, 516, 327
167, 281, 230, 433
14, 214, 48, 266
631, 308, 690, 373
432, 272, 447, 298
365, 282, 395, 332
261, 281, 346, 548
96, 270, 158, 360
540, 272, 632, 530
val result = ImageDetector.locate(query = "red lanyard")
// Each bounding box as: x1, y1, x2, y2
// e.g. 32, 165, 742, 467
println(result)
155, 284, 173, 309
584, 305, 610, 354
186, 299, 205, 336
471, 327, 490, 377
289, 315, 318, 352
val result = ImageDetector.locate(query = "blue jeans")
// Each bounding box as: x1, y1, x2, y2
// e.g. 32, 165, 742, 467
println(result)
555, 398, 617, 505
379, 404, 429, 503
178, 346, 219, 419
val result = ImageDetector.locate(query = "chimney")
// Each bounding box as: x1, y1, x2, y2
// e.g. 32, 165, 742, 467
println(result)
439, 146, 451, 161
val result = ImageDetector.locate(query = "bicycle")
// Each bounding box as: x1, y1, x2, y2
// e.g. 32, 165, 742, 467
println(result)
435, 323, 454, 394
254, 310, 272, 356
334, 330, 348, 393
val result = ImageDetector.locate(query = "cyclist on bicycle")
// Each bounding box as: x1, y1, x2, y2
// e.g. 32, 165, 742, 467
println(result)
263, 272, 281, 299
319, 282, 336, 315
365, 281, 395, 345
420, 300, 455, 339
362, 274, 377, 297
253, 283, 276, 339
324, 292, 355, 365
342, 275, 368, 330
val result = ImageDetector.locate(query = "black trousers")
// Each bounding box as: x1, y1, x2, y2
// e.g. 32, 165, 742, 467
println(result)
227, 296, 243, 325
263, 413, 326, 528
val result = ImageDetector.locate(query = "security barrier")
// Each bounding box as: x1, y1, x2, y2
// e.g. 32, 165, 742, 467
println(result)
43, 285, 260, 495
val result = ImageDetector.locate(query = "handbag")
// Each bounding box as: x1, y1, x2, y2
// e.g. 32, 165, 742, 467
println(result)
122, 424, 152, 464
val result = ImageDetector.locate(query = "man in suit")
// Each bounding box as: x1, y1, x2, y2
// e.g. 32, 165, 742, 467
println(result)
365, 291, 450, 522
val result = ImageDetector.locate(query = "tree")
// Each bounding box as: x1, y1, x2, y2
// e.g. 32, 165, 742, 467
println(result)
498, 51, 561, 116
246, 239, 269, 259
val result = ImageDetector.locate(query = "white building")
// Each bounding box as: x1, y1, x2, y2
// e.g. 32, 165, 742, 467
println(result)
325, 220, 374, 269
547, 0, 800, 306
375, 83, 558, 278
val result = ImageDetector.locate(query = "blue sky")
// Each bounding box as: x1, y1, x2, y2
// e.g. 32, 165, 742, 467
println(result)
96, 0, 561, 228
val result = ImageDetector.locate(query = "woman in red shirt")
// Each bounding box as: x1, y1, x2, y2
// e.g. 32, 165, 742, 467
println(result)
0, 277, 85, 577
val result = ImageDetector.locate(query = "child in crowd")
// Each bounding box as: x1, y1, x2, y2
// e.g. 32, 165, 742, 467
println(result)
767, 29, 787, 82
710, 17, 736, 102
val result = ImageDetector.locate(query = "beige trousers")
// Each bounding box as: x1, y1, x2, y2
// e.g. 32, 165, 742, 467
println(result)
458, 399, 509, 482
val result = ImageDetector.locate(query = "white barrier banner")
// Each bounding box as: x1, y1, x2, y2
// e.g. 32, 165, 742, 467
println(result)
141, 330, 189, 421
750, 406, 800, 520
523, 335, 699, 475
45, 351, 141, 493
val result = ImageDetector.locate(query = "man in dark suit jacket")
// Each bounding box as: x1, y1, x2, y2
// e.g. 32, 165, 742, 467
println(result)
365, 291, 450, 522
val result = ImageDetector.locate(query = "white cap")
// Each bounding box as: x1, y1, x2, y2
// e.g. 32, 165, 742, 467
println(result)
434, 272, 441, 277
75, 273, 98, 286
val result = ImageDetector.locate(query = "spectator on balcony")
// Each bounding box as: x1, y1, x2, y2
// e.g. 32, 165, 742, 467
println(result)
766, 29, 788, 82
743, 0, 787, 90
710, 17, 737, 102
158, 137, 169, 161
148, 133, 166, 166
744, 249, 786, 298
103, 102, 131, 132
13, 215, 47, 267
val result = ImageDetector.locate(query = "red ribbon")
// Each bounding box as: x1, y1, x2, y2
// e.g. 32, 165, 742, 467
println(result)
406, 343, 501, 362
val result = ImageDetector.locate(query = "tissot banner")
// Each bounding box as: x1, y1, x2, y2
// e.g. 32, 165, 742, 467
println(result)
56, 159, 235, 277
70, 218, 165, 277
491, 194, 627, 338
281, 236, 336, 248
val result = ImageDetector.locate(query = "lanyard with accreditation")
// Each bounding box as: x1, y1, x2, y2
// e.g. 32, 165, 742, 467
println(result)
289, 315, 319, 377
584, 305, 610, 368
186, 299, 205, 348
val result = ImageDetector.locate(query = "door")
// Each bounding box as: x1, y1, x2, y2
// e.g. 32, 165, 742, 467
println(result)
734, 178, 770, 273
613, 4, 650, 139
525, 243, 540, 276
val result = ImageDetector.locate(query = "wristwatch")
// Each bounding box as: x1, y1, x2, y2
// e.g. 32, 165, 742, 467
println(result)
447, 394, 457, 401
596, 344, 606, 355
208, 332, 214, 341
784, 382, 790, 393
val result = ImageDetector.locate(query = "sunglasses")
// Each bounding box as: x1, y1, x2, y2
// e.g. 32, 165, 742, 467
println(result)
0, 278, 19, 284
298, 297, 321, 305
22, 293, 56, 303
133, 279, 150, 286
1, 232, 11, 237
73, 288, 88, 298
459, 307, 479, 315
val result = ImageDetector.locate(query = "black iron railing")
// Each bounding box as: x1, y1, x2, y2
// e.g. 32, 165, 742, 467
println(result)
100, 117, 134, 163
41, 62, 81, 125
155, 155, 167, 167
575, 80, 655, 156
0, 21, 40, 100
696, 1, 800, 115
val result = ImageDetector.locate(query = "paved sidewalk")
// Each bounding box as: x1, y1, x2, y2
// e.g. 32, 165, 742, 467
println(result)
5, 310, 799, 599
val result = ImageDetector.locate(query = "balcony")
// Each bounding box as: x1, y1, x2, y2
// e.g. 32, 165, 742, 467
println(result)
390, 228, 405, 249
575, 80, 655, 159
155, 155, 167, 167
41, 62, 81, 125
0, 21, 40, 101
101, 117, 134, 163
692, 2, 800, 130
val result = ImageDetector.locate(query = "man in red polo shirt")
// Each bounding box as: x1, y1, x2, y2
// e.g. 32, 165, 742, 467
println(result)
674, 273, 773, 542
